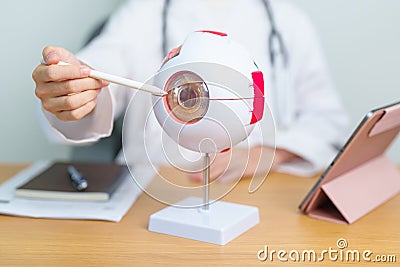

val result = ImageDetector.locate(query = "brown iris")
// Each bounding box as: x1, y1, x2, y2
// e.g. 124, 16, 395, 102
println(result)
165, 71, 209, 123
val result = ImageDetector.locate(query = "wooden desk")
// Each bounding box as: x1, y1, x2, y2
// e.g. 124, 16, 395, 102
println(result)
0, 164, 399, 266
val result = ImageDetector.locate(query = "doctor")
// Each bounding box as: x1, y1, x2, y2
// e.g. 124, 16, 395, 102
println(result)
32, 0, 348, 181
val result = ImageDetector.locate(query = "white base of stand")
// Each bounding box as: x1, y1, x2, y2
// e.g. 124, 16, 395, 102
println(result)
148, 197, 259, 245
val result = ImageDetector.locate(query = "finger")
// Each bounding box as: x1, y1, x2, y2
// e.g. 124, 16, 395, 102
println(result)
43, 89, 101, 113
55, 98, 98, 121
210, 152, 240, 182
42, 46, 80, 65
34, 64, 90, 82
38, 77, 107, 98
209, 163, 227, 181
188, 164, 226, 182
188, 152, 229, 182
217, 172, 240, 183
188, 172, 203, 182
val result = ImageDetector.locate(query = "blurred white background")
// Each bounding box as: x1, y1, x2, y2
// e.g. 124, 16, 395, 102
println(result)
0, 0, 399, 163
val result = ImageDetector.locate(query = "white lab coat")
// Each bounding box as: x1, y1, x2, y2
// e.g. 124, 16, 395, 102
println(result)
41, 0, 348, 176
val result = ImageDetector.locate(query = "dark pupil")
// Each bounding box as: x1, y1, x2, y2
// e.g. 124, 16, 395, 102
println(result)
178, 83, 199, 109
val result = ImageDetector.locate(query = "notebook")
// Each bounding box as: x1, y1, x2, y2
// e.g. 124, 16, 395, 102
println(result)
15, 162, 127, 201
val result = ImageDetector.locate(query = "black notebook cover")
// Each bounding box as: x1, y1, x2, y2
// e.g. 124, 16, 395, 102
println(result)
15, 162, 127, 201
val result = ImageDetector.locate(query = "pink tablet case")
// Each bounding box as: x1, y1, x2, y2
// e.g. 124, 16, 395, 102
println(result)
300, 102, 400, 224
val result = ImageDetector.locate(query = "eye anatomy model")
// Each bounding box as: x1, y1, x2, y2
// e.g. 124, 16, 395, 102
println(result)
145, 31, 267, 245
152, 30, 265, 154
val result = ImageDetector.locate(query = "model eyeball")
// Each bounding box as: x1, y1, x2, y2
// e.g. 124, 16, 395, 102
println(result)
165, 71, 209, 124
152, 31, 264, 153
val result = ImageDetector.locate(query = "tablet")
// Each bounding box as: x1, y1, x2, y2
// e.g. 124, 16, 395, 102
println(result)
299, 100, 400, 224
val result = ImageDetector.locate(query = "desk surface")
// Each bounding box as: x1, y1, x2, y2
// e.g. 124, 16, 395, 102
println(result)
0, 164, 398, 266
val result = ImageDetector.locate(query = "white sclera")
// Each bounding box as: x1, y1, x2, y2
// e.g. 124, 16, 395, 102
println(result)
152, 31, 259, 153
153, 67, 255, 153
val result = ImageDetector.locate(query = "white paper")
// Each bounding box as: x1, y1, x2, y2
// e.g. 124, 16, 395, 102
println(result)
0, 161, 155, 222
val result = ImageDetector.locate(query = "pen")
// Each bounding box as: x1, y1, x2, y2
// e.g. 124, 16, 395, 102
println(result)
67, 165, 88, 191
57, 61, 167, 96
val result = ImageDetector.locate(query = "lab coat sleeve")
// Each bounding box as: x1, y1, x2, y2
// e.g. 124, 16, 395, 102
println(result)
39, 1, 138, 145
40, 88, 114, 145
274, 6, 349, 176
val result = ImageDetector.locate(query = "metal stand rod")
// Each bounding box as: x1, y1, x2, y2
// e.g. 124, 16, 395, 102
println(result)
202, 153, 210, 211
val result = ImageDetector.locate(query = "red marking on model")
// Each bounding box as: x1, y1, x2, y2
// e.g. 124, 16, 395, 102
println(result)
250, 71, 265, 124
197, 30, 228, 36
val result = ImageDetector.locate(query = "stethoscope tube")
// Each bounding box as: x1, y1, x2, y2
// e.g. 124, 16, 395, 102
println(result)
261, 0, 288, 68
162, 0, 171, 57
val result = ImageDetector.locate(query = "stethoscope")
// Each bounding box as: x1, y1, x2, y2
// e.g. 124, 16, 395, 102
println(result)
161, 0, 290, 127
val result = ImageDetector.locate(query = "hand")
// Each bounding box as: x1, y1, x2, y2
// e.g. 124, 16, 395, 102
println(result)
188, 146, 298, 183
32, 46, 109, 121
